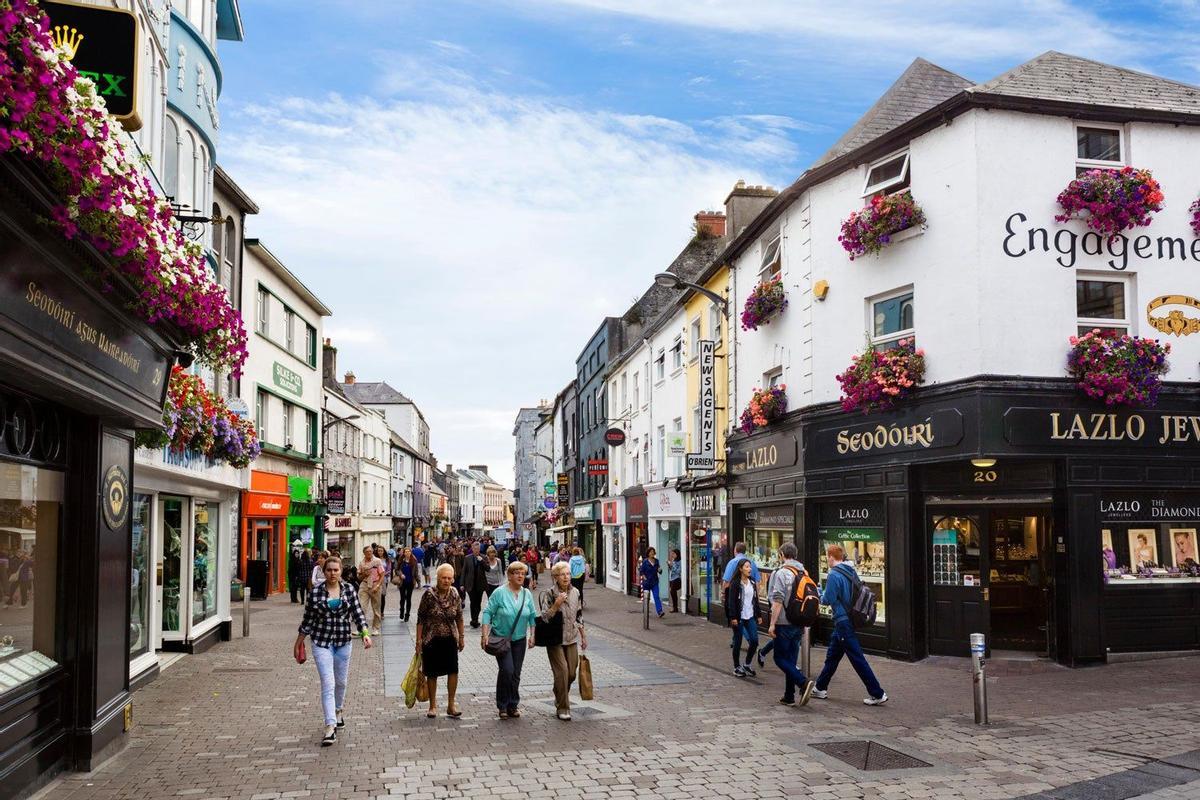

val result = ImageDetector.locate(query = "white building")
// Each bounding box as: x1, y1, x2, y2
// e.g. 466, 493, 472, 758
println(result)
512, 405, 548, 529
455, 469, 485, 533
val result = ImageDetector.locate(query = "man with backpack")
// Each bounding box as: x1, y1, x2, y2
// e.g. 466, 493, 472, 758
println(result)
765, 542, 816, 707
812, 544, 887, 705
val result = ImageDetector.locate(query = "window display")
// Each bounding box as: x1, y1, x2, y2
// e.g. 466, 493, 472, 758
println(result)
932, 515, 981, 587
192, 501, 218, 625
1099, 492, 1200, 582
130, 494, 151, 658
687, 519, 717, 614
818, 527, 886, 624
742, 506, 793, 598
0, 463, 62, 693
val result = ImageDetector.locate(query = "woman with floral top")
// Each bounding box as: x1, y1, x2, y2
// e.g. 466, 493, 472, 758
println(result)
416, 563, 466, 718
295, 556, 372, 746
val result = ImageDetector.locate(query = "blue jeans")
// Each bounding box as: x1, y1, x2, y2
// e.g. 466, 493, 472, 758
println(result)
815, 618, 884, 699
494, 636, 528, 712
772, 625, 810, 702
646, 584, 662, 615
312, 641, 353, 726
731, 617, 759, 668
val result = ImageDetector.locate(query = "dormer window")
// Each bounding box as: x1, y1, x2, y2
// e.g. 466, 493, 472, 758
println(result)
759, 234, 781, 281
863, 149, 910, 197
1075, 124, 1123, 175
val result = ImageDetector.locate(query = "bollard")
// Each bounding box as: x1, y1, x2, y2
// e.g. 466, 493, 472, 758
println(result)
642, 589, 650, 630
242, 588, 250, 638
970, 632, 988, 724
801, 626, 812, 677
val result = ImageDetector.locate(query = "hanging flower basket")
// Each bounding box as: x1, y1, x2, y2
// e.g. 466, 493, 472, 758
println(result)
135, 366, 261, 468
739, 385, 787, 434
1189, 196, 1200, 238
0, 0, 247, 374
1067, 329, 1170, 407
838, 191, 926, 260
741, 276, 787, 331
1054, 167, 1163, 236
836, 339, 926, 413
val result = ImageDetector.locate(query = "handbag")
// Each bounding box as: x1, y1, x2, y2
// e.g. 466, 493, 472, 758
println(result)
401, 651, 423, 708
484, 591, 529, 657
534, 590, 564, 648
577, 654, 594, 701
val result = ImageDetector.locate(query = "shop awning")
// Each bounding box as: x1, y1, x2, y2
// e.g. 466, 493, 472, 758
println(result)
548, 524, 575, 533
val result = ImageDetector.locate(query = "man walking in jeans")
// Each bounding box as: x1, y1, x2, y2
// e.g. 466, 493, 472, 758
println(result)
766, 542, 815, 707
812, 544, 887, 705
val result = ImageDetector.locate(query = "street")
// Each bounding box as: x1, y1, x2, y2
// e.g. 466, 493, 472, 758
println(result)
35, 588, 1200, 800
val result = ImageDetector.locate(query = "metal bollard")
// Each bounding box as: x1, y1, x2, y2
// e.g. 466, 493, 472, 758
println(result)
642, 590, 650, 630
801, 626, 812, 677
242, 588, 250, 638
970, 632, 988, 724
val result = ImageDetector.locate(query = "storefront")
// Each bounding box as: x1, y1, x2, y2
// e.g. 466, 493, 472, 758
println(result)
601, 496, 624, 593
647, 486, 684, 605
132, 448, 242, 662
1, 156, 180, 790
684, 487, 726, 617
572, 502, 598, 582
239, 470, 291, 598
623, 487, 647, 596
324, 513, 359, 559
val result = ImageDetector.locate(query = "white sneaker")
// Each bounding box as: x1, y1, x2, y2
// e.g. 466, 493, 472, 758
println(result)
811, 689, 828, 700
863, 692, 888, 706
557, 710, 571, 721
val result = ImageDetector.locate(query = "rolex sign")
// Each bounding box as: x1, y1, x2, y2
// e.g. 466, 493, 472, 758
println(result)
44, 1, 140, 128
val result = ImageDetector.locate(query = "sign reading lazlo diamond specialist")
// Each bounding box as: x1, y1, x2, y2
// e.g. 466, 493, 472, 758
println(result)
687, 340, 716, 471
44, 0, 140, 126
272, 362, 303, 396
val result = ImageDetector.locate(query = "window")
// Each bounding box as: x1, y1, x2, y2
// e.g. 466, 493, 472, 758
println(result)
632, 445, 640, 484
633, 371, 640, 410
670, 337, 683, 370
620, 374, 628, 413
657, 426, 665, 480
764, 367, 783, 388
256, 288, 268, 334
192, 500, 218, 625
597, 387, 605, 426
255, 389, 268, 441
180, 131, 196, 211
283, 404, 294, 448
1076, 124, 1123, 173
708, 303, 723, 344
692, 405, 701, 452
871, 289, 914, 348
285, 309, 295, 353
655, 350, 665, 382
863, 149, 910, 196
1077, 277, 1130, 335
130, 494, 151, 658
689, 318, 702, 360
759, 234, 782, 281
305, 325, 316, 367
164, 116, 179, 198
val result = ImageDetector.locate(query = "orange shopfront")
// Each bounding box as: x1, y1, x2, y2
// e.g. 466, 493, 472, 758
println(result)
240, 470, 291, 596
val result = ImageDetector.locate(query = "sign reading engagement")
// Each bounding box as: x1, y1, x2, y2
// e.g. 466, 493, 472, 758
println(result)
687, 340, 716, 471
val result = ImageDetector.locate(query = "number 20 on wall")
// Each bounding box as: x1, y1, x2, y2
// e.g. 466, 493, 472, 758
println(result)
973, 470, 998, 483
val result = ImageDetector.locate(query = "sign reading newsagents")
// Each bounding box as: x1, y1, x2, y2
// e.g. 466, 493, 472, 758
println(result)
44, 0, 140, 128
686, 340, 716, 471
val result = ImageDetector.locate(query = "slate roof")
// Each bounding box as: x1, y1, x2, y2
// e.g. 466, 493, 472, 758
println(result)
342, 382, 412, 405
815, 58, 972, 166
969, 51, 1200, 116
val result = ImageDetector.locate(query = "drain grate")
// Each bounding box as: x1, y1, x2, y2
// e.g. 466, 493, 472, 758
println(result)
810, 740, 931, 771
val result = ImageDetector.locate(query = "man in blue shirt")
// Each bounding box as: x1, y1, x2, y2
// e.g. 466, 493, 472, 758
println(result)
721, 541, 760, 587
812, 544, 886, 705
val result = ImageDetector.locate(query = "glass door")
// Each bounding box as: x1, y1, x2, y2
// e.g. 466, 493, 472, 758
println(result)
160, 497, 187, 637
928, 511, 988, 656
989, 511, 1052, 653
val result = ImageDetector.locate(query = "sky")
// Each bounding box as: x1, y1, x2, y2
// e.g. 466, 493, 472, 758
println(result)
215, 0, 1200, 488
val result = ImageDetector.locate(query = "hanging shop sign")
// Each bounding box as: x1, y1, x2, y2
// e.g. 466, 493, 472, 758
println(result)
556, 472, 570, 502
1004, 407, 1200, 451
668, 432, 686, 457
728, 432, 799, 475
686, 340, 717, 471
1146, 295, 1200, 337
272, 362, 303, 396
543, 481, 557, 495
543, 497, 557, 510
604, 428, 627, 447
587, 458, 609, 476
326, 484, 346, 515
44, 0, 140, 127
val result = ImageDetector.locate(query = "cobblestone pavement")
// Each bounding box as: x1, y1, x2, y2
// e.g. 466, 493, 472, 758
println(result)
32, 586, 1200, 800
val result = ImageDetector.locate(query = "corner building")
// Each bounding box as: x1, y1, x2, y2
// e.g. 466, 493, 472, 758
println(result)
724, 52, 1200, 665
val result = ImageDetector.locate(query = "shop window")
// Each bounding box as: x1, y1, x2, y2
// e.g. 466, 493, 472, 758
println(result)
192, 501, 218, 625
161, 497, 185, 634
0, 464, 62, 693
759, 234, 782, 282
863, 149, 910, 197
1076, 277, 1130, 336
818, 526, 886, 624
1103, 521, 1200, 580
1076, 124, 1123, 174
743, 522, 786, 598
870, 289, 914, 349
932, 515, 981, 588
130, 494, 152, 658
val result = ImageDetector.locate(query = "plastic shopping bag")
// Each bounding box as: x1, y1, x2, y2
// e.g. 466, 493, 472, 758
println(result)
578, 653, 594, 701
402, 651, 423, 708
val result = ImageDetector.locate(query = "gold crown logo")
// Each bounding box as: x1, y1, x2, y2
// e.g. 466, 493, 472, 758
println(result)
51, 25, 84, 61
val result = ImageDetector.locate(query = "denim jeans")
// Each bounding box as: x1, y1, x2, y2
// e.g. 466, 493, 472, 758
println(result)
815, 618, 885, 699
772, 624, 809, 702
312, 641, 353, 726
731, 617, 759, 668
646, 584, 663, 615
494, 636, 528, 711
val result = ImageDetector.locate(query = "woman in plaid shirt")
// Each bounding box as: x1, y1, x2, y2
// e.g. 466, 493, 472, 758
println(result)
295, 556, 373, 746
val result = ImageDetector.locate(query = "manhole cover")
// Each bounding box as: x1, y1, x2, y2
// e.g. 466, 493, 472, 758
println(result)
811, 740, 931, 771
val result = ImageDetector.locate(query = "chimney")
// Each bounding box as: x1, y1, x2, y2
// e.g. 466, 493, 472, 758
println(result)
724, 179, 779, 239
322, 338, 337, 383
344, 371, 356, 384
469, 464, 488, 474
693, 210, 726, 239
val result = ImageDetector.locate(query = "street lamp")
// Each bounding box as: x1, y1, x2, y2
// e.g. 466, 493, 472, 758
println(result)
654, 272, 729, 313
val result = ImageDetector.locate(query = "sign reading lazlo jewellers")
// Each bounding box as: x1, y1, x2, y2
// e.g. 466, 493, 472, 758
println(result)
1004, 407, 1200, 450
1099, 493, 1200, 523
44, 0, 140, 126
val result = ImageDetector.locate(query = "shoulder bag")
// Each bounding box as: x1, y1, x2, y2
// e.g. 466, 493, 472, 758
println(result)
484, 591, 529, 657
534, 589, 564, 648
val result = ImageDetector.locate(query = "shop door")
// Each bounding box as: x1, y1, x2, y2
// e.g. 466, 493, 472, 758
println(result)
159, 496, 187, 638
928, 511, 988, 656
627, 523, 648, 596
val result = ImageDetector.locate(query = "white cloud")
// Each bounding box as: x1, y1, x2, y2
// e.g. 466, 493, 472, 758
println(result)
222, 63, 778, 486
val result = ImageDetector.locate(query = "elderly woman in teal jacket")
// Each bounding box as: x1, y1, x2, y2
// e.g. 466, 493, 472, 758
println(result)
480, 560, 538, 718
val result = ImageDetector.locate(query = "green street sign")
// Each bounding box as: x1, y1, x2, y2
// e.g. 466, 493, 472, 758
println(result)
543, 481, 556, 494
272, 362, 302, 396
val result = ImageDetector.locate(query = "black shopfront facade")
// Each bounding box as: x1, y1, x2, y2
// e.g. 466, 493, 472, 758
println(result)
0, 157, 177, 797
727, 377, 1200, 666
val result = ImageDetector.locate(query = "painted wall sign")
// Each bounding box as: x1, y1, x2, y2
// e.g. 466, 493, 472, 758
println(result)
808, 409, 964, 466
1002, 211, 1200, 271
1004, 407, 1200, 450
326, 484, 346, 515
1146, 295, 1200, 337
687, 340, 717, 471
243, 491, 290, 518
729, 432, 799, 475
44, 0, 140, 126
689, 492, 717, 514
1, 238, 170, 407
743, 507, 794, 529
573, 503, 595, 522
272, 362, 303, 396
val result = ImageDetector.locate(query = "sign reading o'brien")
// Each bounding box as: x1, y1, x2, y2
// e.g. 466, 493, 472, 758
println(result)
273, 361, 303, 396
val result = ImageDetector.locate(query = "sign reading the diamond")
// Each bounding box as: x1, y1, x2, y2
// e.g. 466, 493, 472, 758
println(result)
44, 1, 140, 127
